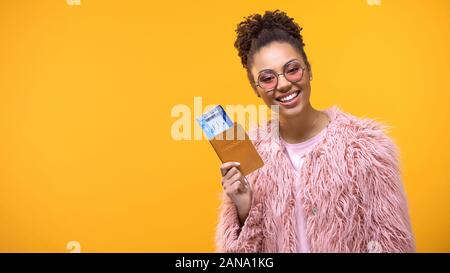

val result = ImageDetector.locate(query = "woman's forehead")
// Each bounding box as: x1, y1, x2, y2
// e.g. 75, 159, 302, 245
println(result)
252, 42, 303, 72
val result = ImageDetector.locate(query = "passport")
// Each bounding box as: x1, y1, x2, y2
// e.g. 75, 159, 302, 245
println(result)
196, 105, 264, 176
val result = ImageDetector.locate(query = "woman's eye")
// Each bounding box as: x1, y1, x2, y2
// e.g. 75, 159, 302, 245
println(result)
261, 76, 274, 83
286, 67, 299, 74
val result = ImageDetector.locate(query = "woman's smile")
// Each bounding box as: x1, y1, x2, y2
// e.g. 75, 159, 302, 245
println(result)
275, 89, 301, 108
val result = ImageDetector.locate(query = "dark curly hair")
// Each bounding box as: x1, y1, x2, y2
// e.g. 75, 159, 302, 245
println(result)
234, 10, 311, 91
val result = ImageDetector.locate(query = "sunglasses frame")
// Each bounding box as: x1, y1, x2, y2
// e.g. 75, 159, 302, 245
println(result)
255, 60, 306, 92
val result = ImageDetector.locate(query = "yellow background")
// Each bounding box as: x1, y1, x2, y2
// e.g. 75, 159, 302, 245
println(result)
1, 0, 449, 252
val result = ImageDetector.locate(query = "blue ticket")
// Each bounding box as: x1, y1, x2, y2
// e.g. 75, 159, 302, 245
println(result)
196, 105, 233, 139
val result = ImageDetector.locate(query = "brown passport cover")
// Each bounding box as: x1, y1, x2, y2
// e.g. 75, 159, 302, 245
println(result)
209, 123, 264, 176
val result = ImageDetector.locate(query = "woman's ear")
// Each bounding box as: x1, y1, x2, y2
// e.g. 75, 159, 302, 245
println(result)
307, 63, 313, 81
252, 84, 261, 97
254, 88, 261, 98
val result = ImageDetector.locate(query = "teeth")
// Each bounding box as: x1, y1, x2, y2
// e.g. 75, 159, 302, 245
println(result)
278, 91, 299, 102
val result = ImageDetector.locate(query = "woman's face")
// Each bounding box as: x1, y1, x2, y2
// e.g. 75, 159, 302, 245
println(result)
250, 41, 312, 118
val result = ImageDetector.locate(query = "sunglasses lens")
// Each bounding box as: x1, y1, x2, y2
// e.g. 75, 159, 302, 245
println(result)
258, 71, 277, 91
284, 61, 303, 82
257, 61, 305, 91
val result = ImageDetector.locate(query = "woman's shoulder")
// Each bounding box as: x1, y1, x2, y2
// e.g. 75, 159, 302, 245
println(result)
247, 106, 395, 144
327, 106, 400, 163
246, 105, 399, 160
327, 106, 395, 143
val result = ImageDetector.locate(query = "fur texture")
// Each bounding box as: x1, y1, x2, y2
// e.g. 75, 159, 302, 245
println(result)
215, 106, 415, 253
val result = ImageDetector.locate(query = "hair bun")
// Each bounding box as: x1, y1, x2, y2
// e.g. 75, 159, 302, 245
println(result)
234, 9, 304, 69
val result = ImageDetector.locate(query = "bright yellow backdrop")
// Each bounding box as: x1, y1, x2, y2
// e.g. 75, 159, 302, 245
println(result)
0, 0, 449, 252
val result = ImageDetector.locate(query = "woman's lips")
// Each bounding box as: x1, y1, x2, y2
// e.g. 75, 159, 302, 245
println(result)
275, 90, 301, 108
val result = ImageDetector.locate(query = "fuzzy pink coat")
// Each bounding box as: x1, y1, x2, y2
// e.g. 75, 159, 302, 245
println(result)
215, 106, 415, 253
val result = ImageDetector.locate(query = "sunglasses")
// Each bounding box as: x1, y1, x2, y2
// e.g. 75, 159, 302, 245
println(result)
255, 59, 306, 92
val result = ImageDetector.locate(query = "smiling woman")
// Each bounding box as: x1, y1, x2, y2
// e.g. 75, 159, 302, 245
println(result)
1, 0, 447, 254
215, 9, 415, 253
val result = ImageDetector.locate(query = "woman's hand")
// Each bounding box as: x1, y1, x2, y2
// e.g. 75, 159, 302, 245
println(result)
220, 162, 252, 226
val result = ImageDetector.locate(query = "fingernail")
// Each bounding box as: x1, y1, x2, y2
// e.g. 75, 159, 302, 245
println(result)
234, 162, 240, 166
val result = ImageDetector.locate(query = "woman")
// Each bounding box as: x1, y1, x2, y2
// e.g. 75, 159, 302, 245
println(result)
215, 10, 415, 253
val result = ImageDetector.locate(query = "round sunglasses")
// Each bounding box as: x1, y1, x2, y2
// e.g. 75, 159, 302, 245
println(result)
255, 60, 305, 92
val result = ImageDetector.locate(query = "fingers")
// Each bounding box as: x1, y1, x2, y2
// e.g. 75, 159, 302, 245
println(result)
242, 176, 250, 189
225, 179, 243, 192
229, 172, 242, 186
223, 171, 248, 191
229, 180, 244, 193
220, 162, 240, 176
222, 169, 241, 188
220, 162, 251, 193
223, 167, 239, 180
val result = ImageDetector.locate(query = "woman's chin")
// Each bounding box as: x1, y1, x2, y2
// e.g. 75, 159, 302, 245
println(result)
278, 102, 305, 118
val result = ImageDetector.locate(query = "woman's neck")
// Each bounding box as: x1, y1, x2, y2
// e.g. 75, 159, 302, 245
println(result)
279, 104, 328, 144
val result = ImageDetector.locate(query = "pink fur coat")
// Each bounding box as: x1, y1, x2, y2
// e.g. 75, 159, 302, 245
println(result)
215, 106, 415, 253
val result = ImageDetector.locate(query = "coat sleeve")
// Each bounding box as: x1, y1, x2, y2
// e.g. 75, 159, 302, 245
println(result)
354, 124, 415, 252
214, 172, 265, 253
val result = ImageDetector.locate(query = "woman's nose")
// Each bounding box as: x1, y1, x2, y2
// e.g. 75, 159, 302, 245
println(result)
276, 74, 292, 92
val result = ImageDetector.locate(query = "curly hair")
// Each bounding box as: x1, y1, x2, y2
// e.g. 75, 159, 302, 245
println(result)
234, 10, 311, 90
